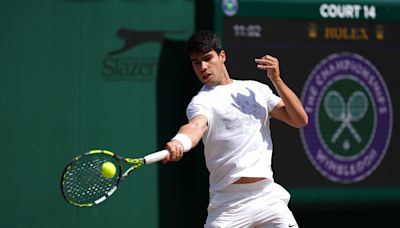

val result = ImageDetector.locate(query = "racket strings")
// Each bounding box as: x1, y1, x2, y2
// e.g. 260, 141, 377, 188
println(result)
62, 154, 120, 205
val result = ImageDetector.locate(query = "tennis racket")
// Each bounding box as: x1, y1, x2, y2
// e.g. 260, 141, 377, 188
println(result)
60, 149, 169, 207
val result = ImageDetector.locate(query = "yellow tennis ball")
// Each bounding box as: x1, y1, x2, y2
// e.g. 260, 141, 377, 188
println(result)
101, 162, 116, 178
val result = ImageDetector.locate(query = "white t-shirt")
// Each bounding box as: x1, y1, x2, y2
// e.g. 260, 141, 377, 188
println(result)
187, 79, 282, 193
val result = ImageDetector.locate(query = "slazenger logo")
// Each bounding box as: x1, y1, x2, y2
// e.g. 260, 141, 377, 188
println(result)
102, 28, 183, 80
300, 53, 392, 183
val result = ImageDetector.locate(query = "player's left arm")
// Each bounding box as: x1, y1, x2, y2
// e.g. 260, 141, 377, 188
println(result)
255, 55, 308, 128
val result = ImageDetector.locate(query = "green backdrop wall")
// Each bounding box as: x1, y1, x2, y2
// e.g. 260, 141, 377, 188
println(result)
0, 0, 194, 227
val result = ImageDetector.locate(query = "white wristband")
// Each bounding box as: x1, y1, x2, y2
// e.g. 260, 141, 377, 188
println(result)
171, 133, 192, 152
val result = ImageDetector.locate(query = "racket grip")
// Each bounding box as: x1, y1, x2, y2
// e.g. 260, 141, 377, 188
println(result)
144, 150, 169, 165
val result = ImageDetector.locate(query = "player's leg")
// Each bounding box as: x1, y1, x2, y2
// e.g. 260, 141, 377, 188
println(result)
204, 202, 252, 228
204, 180, 274, 228
204, 189, 253, 227
253, 182, 299, 228
254, 202, 299, 228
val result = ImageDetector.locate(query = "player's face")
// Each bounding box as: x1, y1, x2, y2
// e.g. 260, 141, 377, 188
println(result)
190, 50, 229, 86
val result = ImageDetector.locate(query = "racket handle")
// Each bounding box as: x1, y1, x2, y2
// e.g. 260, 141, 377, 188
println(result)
144, 150, 169, 165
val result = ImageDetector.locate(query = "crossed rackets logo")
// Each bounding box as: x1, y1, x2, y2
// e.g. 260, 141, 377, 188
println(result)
324, 90, 368, 148
301, 52, 392, 183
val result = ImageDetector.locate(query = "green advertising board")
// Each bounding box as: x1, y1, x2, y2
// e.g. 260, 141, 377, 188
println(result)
0, 0, 193, 227
213, 0, 400, 205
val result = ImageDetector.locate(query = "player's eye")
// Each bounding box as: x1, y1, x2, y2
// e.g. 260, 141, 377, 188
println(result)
192, 60, 200, 66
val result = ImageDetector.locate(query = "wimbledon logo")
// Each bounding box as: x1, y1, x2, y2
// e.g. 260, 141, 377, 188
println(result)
300, 53, 392, 183
222, 0, 239, 17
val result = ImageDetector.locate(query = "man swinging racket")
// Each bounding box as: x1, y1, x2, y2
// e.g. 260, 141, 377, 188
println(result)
164, 30, 308, 228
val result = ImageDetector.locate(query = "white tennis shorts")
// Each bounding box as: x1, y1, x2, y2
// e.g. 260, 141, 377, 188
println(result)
205, 179, 298, 228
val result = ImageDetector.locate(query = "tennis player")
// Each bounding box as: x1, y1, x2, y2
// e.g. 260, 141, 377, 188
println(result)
164, 30, 308, 228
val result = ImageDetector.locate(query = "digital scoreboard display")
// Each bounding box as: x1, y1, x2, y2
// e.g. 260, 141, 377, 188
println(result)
214, 0, 400, 204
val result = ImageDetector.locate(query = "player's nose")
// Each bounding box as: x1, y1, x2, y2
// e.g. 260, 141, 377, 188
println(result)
200, 61, 208, 70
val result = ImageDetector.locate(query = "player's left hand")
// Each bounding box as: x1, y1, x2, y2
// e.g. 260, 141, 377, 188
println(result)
255, 55, 281, 82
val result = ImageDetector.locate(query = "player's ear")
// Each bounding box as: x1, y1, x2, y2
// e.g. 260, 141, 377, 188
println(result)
218, 50, 226, 62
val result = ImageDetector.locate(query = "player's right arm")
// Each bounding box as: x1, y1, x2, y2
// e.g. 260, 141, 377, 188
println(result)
163, 114, 208, 163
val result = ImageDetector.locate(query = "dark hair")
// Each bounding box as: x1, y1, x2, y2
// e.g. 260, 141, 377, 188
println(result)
185, 30, 222, 56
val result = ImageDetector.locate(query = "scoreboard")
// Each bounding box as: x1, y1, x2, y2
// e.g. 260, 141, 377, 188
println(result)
213, 0, 400, 205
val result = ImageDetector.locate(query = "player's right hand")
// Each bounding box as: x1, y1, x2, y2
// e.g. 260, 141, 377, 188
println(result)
163, 140, 184, 163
